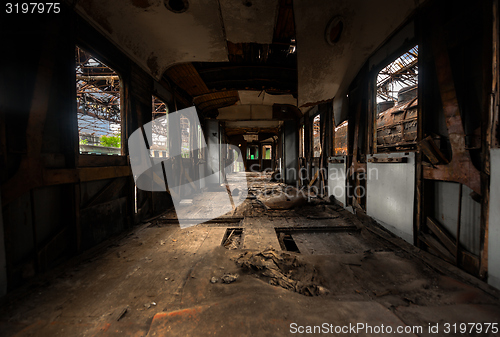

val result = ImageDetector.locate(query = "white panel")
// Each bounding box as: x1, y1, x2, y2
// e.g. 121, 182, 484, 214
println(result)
489, 148, 500, 289
433, 182, 481, 255
366, 152, 415, 243
328, 158, 346, 207
206, 120, 220, 185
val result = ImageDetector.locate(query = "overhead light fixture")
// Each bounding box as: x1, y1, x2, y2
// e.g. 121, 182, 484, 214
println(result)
325, 16, 344, 46
164, 0, 189, 13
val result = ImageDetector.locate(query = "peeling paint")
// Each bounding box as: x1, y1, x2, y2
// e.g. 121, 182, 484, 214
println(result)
147, 53, 160, 77
294, 0, 421, 107
76, 0, 228, 81
219, 0, 279, 44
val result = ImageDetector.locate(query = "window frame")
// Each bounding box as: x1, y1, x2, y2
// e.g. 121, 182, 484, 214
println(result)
75, 45, 125, 158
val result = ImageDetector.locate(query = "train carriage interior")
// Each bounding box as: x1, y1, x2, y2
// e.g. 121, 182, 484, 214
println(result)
1, 0, 500, 335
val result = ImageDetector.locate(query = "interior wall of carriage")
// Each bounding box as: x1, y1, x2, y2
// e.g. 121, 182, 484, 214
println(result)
0, 8, 191, 295
321, 0, 497, 282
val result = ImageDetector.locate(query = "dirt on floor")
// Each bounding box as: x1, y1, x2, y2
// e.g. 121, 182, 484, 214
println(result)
0, 172, 499, 336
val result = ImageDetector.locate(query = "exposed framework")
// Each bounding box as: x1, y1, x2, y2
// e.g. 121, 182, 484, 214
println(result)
377, 45, 418, 102
150, 96, 169, 155
76, 47, 121, 141
313, 114, 321, 157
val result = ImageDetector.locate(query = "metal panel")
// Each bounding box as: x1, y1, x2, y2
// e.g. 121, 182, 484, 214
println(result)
327, 157, 346, 207
432, 182, 481, 255
206, 120, 220, 185
489, 149, 500, 289
366, 152, 415, 243
283, 120, 298, 184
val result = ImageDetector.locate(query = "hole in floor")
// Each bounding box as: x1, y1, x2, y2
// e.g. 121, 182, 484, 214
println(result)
277, 232, 300, 253
221, 228, 243, 250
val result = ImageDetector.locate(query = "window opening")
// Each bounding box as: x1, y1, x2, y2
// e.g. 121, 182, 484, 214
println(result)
150, 95, 169, 158
180, 114, 190, 158
76, 46, 122, 155
262, 145, 272, 160
376, 45, 418, 152
246, 145, 259, 160
313, 114, 321, 157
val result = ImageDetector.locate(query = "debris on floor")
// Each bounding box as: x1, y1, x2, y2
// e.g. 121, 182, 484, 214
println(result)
222, 229, 242, 250
221, 273, 239, 283
256, 186, 310, 210
236, 248, 329, 296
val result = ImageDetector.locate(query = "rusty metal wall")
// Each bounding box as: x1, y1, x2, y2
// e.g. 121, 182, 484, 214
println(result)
366, 152, 415, 243
488, 149, 500, 289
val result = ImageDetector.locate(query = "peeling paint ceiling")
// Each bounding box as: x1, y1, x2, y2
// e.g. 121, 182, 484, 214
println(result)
293, 0, 423, 107
75, 0, 228, 80
236, 90, 296, 106
75, 0, 423, 112
219, 0, 279, 44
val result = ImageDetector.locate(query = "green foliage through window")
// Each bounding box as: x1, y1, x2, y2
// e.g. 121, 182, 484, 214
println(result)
100, 135, 121, 148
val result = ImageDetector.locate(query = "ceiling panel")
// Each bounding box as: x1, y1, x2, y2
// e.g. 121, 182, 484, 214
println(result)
294, 0, 423, 107
219, 0, 279, 44
75, 0, 228, 80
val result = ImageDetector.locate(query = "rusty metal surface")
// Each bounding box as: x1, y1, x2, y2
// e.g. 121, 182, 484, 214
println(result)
334, 120, 348, 155
423, 34, 481, 195
376, 97, 418, 150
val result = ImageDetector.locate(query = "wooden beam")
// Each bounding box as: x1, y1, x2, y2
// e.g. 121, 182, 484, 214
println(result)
2, 163, 132, 207
78, 166, 131, 182
426, 217, 457, 256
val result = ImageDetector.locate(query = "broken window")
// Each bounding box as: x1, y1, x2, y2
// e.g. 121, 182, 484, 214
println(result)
150, 95, 169, 158
375, 45, 418, 152
180, 114, 190, 158
262, 145, 272, 160
313, 114, 321, 157
76, 46, 122, 155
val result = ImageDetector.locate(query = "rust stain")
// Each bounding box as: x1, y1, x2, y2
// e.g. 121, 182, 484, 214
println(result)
154, 307, 202, 319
